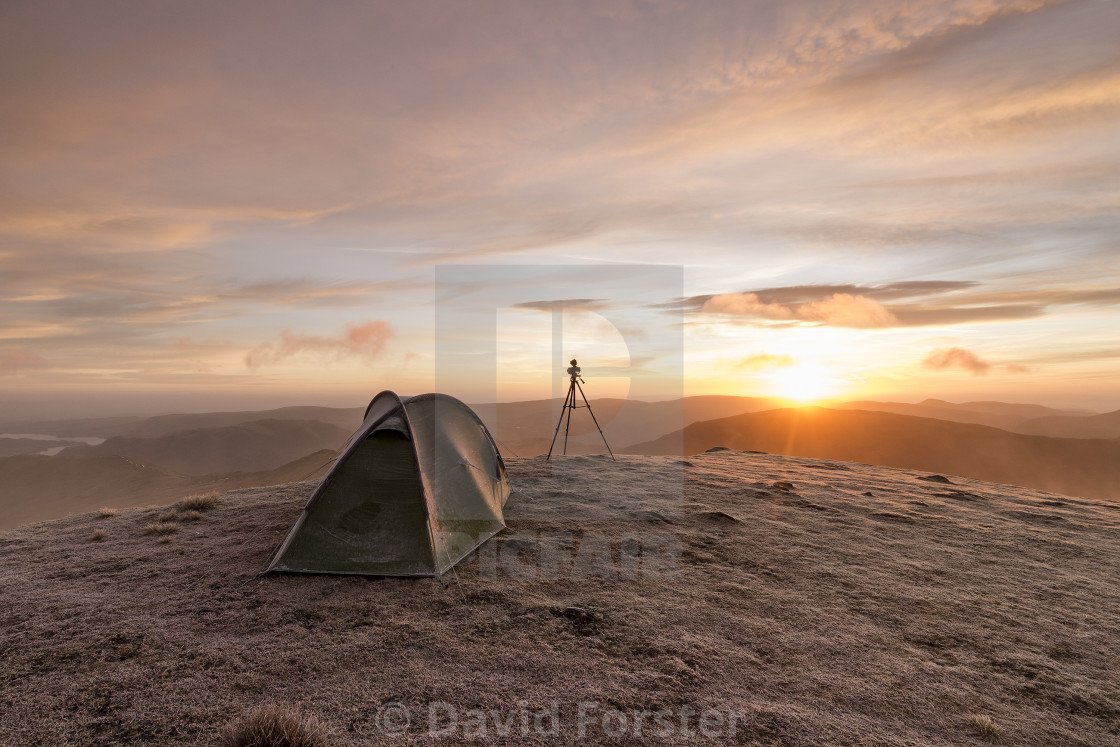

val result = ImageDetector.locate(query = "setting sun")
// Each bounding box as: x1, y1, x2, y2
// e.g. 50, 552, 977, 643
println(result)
770, 362, 835, 403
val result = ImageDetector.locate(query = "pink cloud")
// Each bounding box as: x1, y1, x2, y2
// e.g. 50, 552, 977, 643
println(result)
245, 321, 393, 369
702, 293, 794, 319
0, 350, 52, 375
798, 293, 898, 328
922, 347, 991, 375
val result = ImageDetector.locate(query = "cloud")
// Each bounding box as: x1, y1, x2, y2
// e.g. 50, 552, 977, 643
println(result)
701, 293, 794, 319
733, 354, 795, 372
890, 303, 1045, 326
0, 350, 52, 375
1018, 347, 1120, 365
222, 279, 401, 309
1005, 363, 1031, 373
682, 281, 976, 310
513, 299, 612, 312
245, 321, 393, 369
798, 293, 899, 328
922, 347, 991, 375
702, 291, 897, 328
0, 0, 1117, 408
772, 282, 978, 304
681, 277, 1120, 328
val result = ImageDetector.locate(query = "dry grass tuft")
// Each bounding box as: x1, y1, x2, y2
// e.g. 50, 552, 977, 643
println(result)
967, 713, 1005, 742
221, 704, 330, 747
144, 520, 180, 536
91, 529, 106, 542
177, 491, 221, 512
96, 507, 118, 519
158, 509, 178, 522
179, 509, 203, 522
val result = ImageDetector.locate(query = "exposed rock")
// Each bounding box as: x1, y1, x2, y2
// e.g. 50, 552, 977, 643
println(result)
917, 474, 953, 484
700, 510, 741, 523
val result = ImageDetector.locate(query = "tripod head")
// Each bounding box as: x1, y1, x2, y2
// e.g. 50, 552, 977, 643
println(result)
566, 358, 583, 383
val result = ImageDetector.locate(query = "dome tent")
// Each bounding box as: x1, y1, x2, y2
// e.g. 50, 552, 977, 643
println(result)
267, 391, 509, 578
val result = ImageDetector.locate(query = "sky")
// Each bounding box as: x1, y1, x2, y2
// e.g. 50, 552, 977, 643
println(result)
1, 0, 1118, 419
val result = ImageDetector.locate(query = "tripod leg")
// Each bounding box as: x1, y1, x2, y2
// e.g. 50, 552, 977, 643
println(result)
575, 379, 616, 461
546, 381, 574, 461
562, 383, 575, 455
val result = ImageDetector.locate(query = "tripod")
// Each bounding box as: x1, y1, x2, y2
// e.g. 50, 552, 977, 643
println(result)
546, 371, 616, 461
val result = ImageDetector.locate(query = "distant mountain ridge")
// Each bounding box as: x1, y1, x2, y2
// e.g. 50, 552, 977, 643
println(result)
917, 398, 1085, 419
58, 418, 352, 476
830, 398, 1088, 433
0, 437, 74, 458
1017, 409, 1120, 439
4, 396, 1118, 530
1, 405, 364, 439
474, 395, 785, 456
5, 396, 1107, 443
625, 406, 1120, 500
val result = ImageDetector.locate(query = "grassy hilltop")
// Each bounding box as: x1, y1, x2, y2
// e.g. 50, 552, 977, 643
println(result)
2, 452, 1119, 745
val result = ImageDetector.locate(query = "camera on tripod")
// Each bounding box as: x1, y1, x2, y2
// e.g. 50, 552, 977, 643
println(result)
566, 358, 583, 382
548, 358, 615, 461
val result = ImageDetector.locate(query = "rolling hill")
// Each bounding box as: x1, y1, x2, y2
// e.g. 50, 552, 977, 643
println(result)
58, 419, 352, 476
829, 398, 1086, 432
626, 406, 1120, 500
3, 405, 365, 440
1017, 408, 1120, 440
0, 449, 335, 531
6, 396, 1118, 533
0, 437, 74, 458
100, 405, 364, 439
474, 395, 785, 456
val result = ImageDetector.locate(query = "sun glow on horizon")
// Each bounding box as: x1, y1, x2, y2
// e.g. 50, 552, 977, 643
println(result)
768, 361, 837, 404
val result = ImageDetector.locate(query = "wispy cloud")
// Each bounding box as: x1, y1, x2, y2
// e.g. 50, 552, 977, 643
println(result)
513, 299, 612, 312
681, 282, 974, 310
221, 279, 400, 309
702, 292, 898, 328
245, 321, 394, 370
732, 353, 795, 372
683, 278, 1120, 329
923, 347, 992, 375
890, 303, 1045, 326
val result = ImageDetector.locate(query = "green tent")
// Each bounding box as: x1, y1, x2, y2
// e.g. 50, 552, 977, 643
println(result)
267, 391, 509, 578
